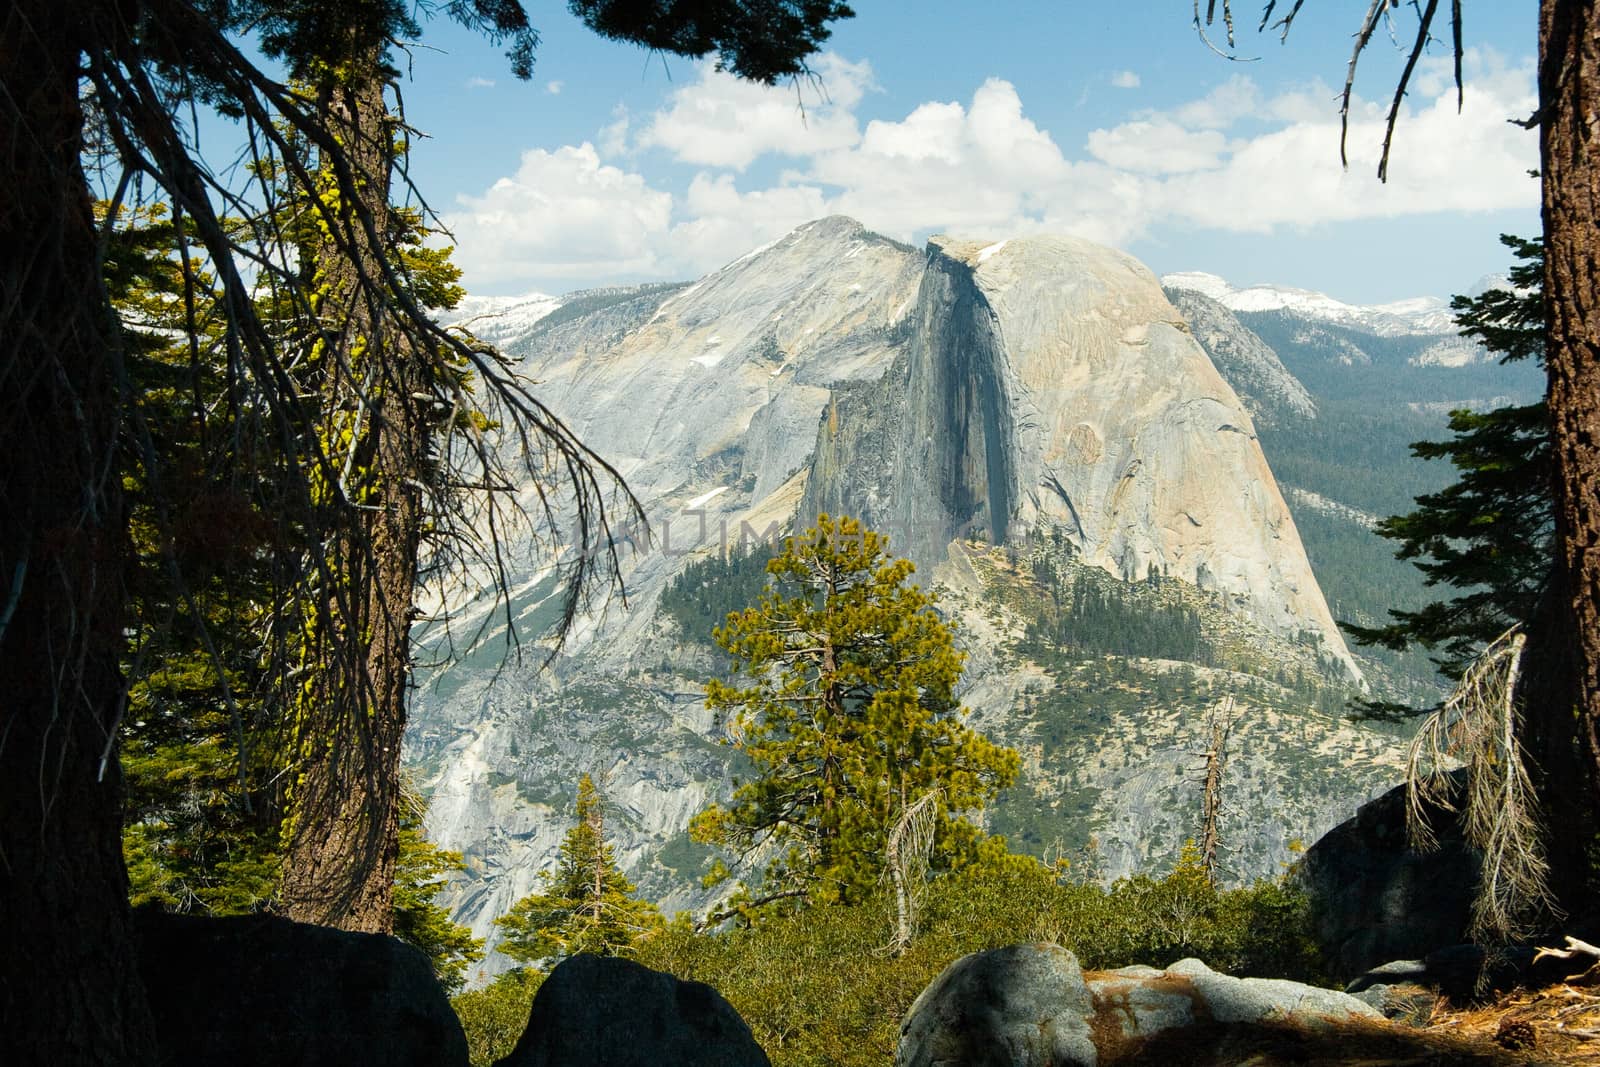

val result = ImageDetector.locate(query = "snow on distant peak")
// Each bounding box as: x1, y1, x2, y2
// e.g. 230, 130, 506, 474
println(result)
1162, 271, 1459, 338
440, 291, 563, 346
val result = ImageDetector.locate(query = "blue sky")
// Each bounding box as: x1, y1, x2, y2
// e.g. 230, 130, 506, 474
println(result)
385, 2, 1540, 303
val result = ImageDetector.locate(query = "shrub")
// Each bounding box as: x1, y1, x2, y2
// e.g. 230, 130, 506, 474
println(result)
631, 852, 1324, 1067
451, 968, 544, 1067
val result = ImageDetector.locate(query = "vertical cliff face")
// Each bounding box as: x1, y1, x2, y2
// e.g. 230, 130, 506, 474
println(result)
806, 233, 1357, 677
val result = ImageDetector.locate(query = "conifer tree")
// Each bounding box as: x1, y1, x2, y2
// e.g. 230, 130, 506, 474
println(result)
495, 775, 664, 963
393, 798, 485, 994
1346, 236, 1551, 679
108, 201, 290, 916
690, 514, 1020, 918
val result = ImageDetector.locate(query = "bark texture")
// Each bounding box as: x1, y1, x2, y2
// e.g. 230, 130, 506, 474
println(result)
0, 2, 156, 1060
277, 57, 427, 933
1539, 1, 1600, 847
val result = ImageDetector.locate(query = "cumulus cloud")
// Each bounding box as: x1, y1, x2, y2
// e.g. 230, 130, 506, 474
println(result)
1153, 52, 1537, 231
810, 79, 1096, 241
444, 144, 673, 287
634, 53, 874, 170
546, 80, 564, 95
1086, 120, 1226, 174
465, 76, 495, 90
1111, 70, 1141, 89
668, 175, 831, 268
446, 50, 1537, 292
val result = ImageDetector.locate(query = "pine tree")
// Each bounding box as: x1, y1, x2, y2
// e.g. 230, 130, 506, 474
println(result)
495, 775, 664, 964
690, 514, 1020, 918
393, 798, 485, 994
110, 201, 288, 916
1346, 236, 1551, 679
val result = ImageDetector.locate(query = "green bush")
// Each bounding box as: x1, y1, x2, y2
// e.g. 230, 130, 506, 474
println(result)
630, 852, 1324, 1067
451, 968, 544, 1067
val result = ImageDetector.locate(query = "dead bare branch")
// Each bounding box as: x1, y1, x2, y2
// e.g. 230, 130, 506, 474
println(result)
1407, 628, 1559, 941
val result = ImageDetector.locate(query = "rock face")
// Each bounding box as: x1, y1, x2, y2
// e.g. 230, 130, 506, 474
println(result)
134, 910, 468, 1067
804, 233, 1353, 668
897, 943, 1098, 1067
1295, 771, 1478, 983
896, 944, 1380, 1067
493, 954, 769, 1067
1163, 286, 1317, 428
407, 217, 1410, 979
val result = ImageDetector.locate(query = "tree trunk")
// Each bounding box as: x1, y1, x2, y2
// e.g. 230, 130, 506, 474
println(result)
1539, 0, 1600, 886
278, 56, 427, 933
0, 2, 156, 1059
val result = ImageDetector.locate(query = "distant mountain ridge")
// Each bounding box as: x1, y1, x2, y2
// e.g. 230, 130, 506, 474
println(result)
443, 291, 563, 348
1163, 270, 1468, 339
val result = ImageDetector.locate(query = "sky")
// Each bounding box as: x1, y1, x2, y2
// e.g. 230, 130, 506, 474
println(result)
380, 1, 1540, 304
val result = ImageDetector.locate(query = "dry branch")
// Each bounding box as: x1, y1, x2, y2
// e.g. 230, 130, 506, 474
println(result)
1407, 628, 1558, 941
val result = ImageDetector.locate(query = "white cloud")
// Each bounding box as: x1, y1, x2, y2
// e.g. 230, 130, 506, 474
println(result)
1111, 70, 1141, 89
1086, 120, 1226, 174
1169, 74, 1260, 129
808, 79, 1090, 241
444, 144, 673, 287
546, 80, 564, 95
633, 54, 874, 170
465, 76, 495, 90
448, 50, 1537, 293
597, 106, 630, 158
668, 175, 831, 269
1151, 52, 1537, 231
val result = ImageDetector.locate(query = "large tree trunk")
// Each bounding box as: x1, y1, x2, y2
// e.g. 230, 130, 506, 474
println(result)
0, 2, 156, 1060
277, 56, 427, 934
1540, 0, 1600, 894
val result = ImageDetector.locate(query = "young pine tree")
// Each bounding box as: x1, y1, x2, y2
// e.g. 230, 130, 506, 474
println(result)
690, 514, 1020, 919
393, 797, 485, 994
495, 775, 663, 965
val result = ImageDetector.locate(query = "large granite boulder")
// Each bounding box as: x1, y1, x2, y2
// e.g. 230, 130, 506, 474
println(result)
1295, 770, 1478, 982
493, 953, 768, 1067
897, 944, 1381, 1067
896, 943, 1098, 1067
134, 910, 468, 1067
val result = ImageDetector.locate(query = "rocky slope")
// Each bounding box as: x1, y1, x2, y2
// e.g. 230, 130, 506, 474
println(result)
407, 218, 1409, 982
1162, 287, 1316, 428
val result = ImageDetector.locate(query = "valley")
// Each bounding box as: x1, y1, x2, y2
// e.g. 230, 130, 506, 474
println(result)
411, 217, 1542, 981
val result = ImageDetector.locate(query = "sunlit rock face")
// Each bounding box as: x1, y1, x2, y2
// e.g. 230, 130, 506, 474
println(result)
407, 217, 1384, 984
806, 231, 1354, 674
1161, 286, 1318, 428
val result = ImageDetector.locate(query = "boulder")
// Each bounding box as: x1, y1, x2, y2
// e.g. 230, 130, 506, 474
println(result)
1085, 958, 1380, 1059
1295, 770, 1478, 982
896, 943, 1098, 1067
897, 944, 1381, 1067
493, 953, 768, 1067
134, 909, 468, 1067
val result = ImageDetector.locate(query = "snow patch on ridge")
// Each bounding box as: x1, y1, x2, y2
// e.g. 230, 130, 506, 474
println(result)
1162, 270, 1463, 338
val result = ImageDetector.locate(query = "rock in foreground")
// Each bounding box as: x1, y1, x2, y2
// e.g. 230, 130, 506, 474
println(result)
1296, 770, 1477, 982
494, 953, 769, 1067
135, 910, 468, 1067
898, 944, 1385, 1067
896, 943, 1098, 1067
